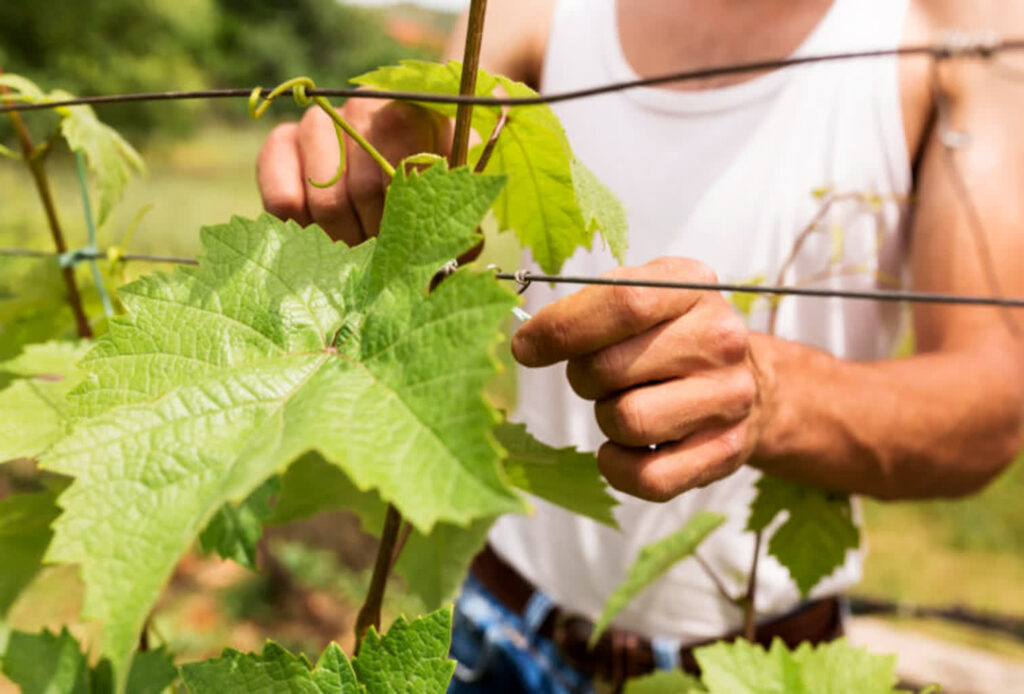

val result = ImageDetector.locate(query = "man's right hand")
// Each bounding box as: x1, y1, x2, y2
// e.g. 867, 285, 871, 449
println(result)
257, 99, 451, 246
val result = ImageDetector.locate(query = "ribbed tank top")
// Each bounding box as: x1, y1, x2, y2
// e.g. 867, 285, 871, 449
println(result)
489, 0, 913, 643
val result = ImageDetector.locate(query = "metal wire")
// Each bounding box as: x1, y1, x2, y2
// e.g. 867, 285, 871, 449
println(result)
5, 246, 1018, 308
2, 38, 1022, 114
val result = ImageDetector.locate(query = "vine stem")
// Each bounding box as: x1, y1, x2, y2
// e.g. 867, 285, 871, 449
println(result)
0, 70, 92, 338
354, 504, 404, 653
450, 0, 488, 167
312, 95, 395, 179
742, 529, 763, 641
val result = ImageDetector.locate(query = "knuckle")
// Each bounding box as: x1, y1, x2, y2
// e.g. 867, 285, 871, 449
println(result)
614, 392, 648, 442
731, 370, 757, 416
611, 284, 658, 322
717, 426, 747, 463
704, 315, 749, 363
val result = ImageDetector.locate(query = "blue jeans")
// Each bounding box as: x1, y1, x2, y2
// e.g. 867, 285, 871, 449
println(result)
447, 575, 596, 694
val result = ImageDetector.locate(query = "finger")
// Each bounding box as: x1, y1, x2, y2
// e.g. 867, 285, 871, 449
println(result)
566, 306, 749, 400
349, 102, 450, 237
597, 422, 749, 502
297, 106, 364, 245
512, 257, 717, 367
258, 123, 312, 226
593, 368, 756, 447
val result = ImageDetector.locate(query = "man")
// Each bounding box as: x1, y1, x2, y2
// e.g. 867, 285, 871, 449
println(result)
258, 1, 1024, 690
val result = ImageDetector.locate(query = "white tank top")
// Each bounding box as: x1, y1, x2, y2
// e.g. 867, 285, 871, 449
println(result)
490, 0, 912, 643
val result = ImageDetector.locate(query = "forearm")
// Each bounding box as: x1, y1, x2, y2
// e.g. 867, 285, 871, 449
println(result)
750, 332, 1024, 500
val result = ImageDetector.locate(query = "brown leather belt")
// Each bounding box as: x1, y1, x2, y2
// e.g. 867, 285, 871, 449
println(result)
471, 544, 842, 683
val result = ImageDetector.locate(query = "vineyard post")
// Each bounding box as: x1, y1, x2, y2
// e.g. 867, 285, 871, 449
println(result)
349, 0, 491, 650
1, 71, 93, 338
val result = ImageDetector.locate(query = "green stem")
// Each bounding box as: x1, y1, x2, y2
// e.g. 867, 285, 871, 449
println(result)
1, 80, 92, 338
450, 0, 488, 167
354, 504, 404, 653
312, 95, 395, 179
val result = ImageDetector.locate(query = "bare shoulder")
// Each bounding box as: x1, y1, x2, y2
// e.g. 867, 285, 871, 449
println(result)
445, 0, 556, 87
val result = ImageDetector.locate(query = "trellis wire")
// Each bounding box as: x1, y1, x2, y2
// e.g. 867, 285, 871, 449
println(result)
0, 35, 1020, 114
3, 246, 1022, 308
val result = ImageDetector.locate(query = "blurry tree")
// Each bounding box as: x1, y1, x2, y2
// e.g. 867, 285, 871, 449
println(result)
0, 0, 435, 140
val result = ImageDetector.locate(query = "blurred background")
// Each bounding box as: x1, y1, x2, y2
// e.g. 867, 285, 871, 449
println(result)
0, 1, 1021, 691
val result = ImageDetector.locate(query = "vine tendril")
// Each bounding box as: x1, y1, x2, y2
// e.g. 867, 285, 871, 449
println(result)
249, 76, 395, 182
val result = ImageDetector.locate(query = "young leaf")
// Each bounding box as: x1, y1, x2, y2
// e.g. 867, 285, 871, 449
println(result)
695, 637, 899, 694
59, 101, 145, 226
0, 627, 177, 694
747, 475, 859, 597
495, 421, 619, 528
181, 609, 454, 694
0, 74, 143, 226
572, 157, 628, 264
1, 628, 91, 694
0, 482, 65, 617
351, 60, 499, 128
0, 340, 89, 463
624, 670, 706, 694
271, 453, 495, 609
353, 61, 630, 273
198, 476, 280, 570
353, 608, 455, 694
42, 163, 523, 681
181, 641, 328, 693
591, 512, 726, 646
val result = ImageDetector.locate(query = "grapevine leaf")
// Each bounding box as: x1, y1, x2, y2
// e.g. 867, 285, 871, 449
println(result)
43, 163, 523, 681
59, 101, 145, 226
122, 648, 180, 694
181, 610, 453, 694
591, 512, 725, 646
747, 475, 859, 597
483, 75, 591, 273
0, 482, 65, 617
1, 628, 90, 694
0, 341, 89, 463
271, 453, 494, 609
572, 157, 628, 264
728, 275, 766, 318
198, 476, 280, 570
180, 641, 322, 693
624, 670, 706, 694
0, 74, 142, 226
354, 61, 629, 273
694, 637, 899, 694
353, 608, 454, 694
495, 422, 618, 528
351, 60, 499, 127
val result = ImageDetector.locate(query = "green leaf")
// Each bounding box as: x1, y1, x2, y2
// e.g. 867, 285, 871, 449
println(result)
181, 641, 322, 693
354, 61, 629, 273
271, 453, 494, 609
694, 637, 899, 694
728, 275, 766, 318
198, 476, 280, 570
181, 609, 454, 694
353, 608, 454, 694
123, 648, 180, 694
591, 512, 725, 646
624, 670, 706, 694
1, 628, 90, 694
495, 421, 618, 528
0, 340, 89, 463
59, 102, 145, 226
0, 482, 65, 617
351, 60, 499, 128
747, 476, 859, 597
572, 157, 628, 264
42, 163, 524, 681
482, 76, 592, 274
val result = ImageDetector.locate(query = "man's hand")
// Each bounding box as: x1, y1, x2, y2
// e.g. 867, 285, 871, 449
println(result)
257, 99, 451, 245
511, 257, 768, 502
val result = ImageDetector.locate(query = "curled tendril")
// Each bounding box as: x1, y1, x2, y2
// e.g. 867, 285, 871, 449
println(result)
247, 76, 395, 182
